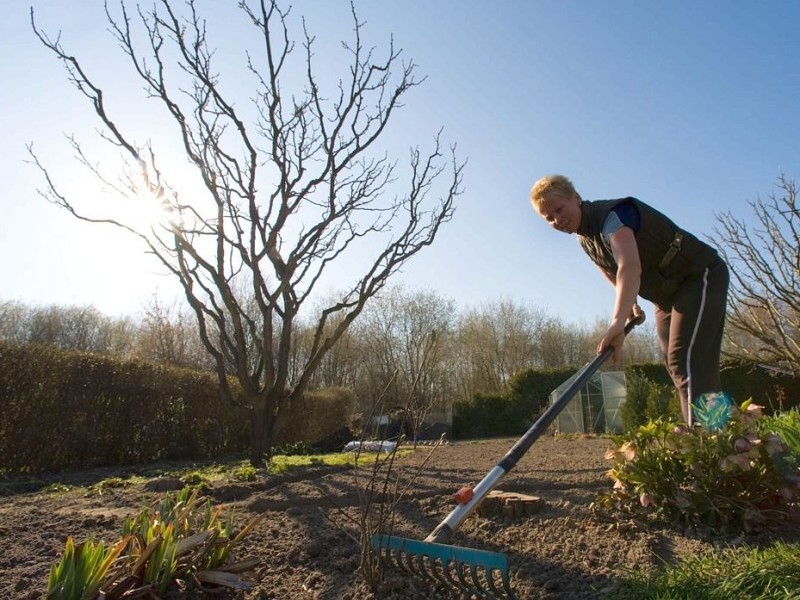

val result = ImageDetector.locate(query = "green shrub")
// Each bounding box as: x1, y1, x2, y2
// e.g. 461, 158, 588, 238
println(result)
621, 369, 649, 432
621, 369, 679, 433
598, 400, 800, 533
452, 393, 509, 438
760, 408, 800, 459
626, 361, 800, 415
271, 441, 314, 456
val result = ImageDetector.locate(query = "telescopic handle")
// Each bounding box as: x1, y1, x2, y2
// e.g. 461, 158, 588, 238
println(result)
424, 312, 645, 544
497, 312, 645, 473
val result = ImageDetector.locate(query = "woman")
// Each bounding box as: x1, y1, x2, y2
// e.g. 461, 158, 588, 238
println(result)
530, 174, 729, 426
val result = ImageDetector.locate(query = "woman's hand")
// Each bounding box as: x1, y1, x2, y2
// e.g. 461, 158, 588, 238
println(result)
598, 305, 643, 363
630, 303, 645, 325
598, 320, 626, 363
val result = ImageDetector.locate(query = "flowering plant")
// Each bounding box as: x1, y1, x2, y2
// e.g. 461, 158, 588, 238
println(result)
597, 400, 800, 533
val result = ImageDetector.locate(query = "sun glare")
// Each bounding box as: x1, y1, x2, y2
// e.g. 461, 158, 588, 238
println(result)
128, 190, 177, 235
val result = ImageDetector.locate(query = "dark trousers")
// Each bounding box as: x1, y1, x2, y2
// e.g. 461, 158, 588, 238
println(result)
654, 258, 729, 425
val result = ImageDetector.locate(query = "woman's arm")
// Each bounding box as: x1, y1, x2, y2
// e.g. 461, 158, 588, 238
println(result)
598, 226, 642, 361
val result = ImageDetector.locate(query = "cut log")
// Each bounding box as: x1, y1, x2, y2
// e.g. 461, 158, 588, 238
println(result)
476, 490, 542, 518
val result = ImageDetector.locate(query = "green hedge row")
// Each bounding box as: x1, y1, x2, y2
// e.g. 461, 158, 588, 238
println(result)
452, 367, 575, 438
0, 341, 250, 473
626, 360, 800, 414
453, 360, 800, 440
0, 342, 355, 474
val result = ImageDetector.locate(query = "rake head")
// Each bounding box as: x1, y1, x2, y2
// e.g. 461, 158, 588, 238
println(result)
373, 534, 517, 599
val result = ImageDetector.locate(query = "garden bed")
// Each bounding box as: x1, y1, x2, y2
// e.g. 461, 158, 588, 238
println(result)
1, 436, 798, 599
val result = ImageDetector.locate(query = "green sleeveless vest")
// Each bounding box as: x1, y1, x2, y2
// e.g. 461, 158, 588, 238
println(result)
576, 198, 718, 309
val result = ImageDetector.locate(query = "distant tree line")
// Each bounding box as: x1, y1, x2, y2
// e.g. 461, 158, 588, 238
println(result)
0, 288, 662, 417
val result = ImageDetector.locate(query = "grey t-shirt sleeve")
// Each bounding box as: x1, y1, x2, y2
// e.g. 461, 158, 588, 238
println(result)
601, 201, 641, 247
601, 210, 625, 247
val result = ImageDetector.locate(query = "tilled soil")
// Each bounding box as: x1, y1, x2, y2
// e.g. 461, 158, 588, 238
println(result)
1, 436, 796, 599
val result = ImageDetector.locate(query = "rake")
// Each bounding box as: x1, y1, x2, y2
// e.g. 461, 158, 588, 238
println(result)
373, 315, 644, 599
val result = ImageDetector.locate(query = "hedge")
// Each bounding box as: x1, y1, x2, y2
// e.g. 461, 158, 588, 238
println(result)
625, 360, 800, 414
0, 341, 354, 473
454, 360, 800, 440
453, 367, 575, 439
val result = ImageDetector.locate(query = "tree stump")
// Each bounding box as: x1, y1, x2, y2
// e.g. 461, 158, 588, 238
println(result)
477, 490, 542, 518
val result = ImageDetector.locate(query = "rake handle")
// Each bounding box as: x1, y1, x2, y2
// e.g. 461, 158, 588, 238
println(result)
425, 313, 644, 544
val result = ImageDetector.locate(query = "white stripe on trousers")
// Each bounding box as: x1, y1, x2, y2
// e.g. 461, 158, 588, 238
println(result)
686, 267, 710, 427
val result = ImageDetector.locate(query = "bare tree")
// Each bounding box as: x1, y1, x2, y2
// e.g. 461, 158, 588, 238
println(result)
30, 1, 463, 464
713, 174, 800, 374
453, 300, 538, 398
581, 316, 662, 367
135, 294, 212, 368
0, 301, 31, 345
354, 286, 455, 437
9, 302, 136, 355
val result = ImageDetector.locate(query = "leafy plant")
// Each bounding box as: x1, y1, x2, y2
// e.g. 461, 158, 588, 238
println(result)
269, 451, 355, 475
271, 441, 314, 456
47, 536, 129, 599
598, 400, 800, 533
231, 464, 258, 481
760, 408, 800, 458
180, 471, 212, 493
90, 476, 134, 496
46, 487, 263, 598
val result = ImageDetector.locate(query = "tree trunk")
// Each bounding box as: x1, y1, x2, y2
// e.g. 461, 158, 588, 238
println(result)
249, 399, 269, 467
249, 392, 284, 466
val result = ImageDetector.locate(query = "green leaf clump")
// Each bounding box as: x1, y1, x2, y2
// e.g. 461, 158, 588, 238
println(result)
598, 400, 800, 533
47, 487, 262, 599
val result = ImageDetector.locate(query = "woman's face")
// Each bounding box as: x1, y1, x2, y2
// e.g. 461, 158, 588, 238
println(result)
535, 192, 582, 234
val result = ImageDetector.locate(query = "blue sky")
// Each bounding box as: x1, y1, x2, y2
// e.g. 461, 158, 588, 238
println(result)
2, 1, 799, 326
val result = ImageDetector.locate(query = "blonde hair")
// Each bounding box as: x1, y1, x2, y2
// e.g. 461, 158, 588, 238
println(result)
530, 174, 578, 206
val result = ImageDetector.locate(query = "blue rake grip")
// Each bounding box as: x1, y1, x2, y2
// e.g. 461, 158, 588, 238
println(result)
373, 534, 516, 599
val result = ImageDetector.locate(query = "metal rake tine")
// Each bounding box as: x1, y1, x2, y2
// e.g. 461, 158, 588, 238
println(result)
413, 552, 430, 580
485, 565, 516, 599
484, 566, 501, 598
421, 555, 451, 592
451, 559, 482, 598
417, 553, 460, 597
402, 547, 422, 577
383, 545, 399, 571
470, 561, 485, 594
501, 569, 517, 599
442, 561, 467, 591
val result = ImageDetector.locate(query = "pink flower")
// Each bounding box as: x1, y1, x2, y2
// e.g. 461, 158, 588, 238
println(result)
740, 403, 765, 425
620, 441, 637, 461
640, 493, 654, 508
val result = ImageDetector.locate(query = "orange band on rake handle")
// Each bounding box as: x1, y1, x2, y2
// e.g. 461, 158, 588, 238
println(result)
454, 486, 474, 505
